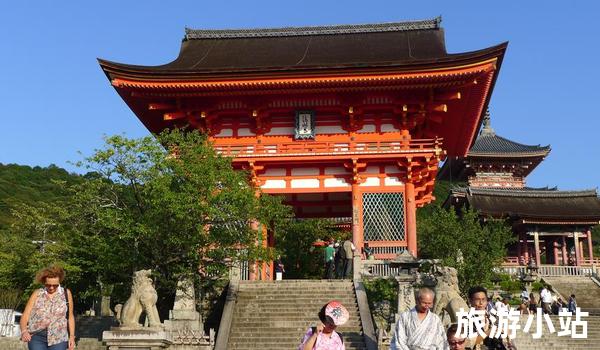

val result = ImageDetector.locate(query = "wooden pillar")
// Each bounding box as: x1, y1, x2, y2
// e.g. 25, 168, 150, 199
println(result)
351, 182, 363, 251
517, 233, 523, 264
533, 231, 541, 267
523, 234, 530, 264
573, 232, 580, 266
561, 236, 568, 265
261, 224, 269, 280
405, 182, 417, 257
579, 240, 585, 265
249, 220, 259, 280
553, 239, 560, 266
588, 228, 594, 264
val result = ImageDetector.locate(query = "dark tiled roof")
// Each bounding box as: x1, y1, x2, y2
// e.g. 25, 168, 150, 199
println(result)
98, 17, 507, 75
468, 112, 550, 157
468, 134, 550, 156
184, 18, 441, 39
451, 186, 560, 195
454, 187, 600, 222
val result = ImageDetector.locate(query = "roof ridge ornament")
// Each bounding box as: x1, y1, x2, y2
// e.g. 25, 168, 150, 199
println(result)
479, 109, 496, 137
184, 17, 442, 40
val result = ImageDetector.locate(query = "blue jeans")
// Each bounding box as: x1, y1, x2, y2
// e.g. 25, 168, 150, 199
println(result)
28, 330, 68, 350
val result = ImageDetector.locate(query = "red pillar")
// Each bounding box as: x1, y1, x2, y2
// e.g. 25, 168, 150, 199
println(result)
588, 228, 594, 264
561, 236, 568, 265
249, 220, 259, 280
553, 239, 559, 266
351, 182, 363, 251
574, 233, 580, 266
580, 240, 585, 265
406, 182, 417, 257
523, 234, 530, 264
533, 231, 541, 267
517, 234, 522, 264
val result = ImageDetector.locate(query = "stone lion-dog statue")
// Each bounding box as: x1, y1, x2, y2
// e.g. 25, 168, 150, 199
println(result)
432, 265, 469, 324
120, 269, 162, 328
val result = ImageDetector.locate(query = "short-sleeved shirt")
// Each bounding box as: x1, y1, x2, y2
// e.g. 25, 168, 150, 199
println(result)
540, 289, 552, 303
298, 328, 345, 350
324, 246, 335, 262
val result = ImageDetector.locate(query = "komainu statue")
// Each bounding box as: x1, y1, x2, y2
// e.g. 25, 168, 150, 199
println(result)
120, 269, 162, 328
432, 266, 469, 324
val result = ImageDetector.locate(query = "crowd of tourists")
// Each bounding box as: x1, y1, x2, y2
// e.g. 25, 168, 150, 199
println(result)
517, 286, 577, 316
323, 238, 357, 279
301, 283, 581, 350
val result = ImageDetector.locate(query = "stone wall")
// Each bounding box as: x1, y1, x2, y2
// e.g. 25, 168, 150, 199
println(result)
0, 338, 26, 350
0, 338, 107, 350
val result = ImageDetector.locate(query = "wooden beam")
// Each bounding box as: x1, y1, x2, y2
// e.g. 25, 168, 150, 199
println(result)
163, 111, 186, 121
148, 103, 174, 110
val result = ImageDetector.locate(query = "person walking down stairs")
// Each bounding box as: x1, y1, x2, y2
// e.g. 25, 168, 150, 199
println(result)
298, 301, 349, 350
568, 294, 577, 313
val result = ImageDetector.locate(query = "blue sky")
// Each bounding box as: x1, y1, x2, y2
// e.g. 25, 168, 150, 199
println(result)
1, 1, 598, 190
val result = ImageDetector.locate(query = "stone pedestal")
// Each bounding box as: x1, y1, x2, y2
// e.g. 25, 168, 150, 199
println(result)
163, 277, 213, 349
101, 295, 114, 317
103, 328, 171, 350
396, 277, 416, 315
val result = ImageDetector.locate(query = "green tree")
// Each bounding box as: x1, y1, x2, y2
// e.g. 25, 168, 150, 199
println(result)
0, 163, 83, 229
418, 206, 515, 294
4, 130, 291, 314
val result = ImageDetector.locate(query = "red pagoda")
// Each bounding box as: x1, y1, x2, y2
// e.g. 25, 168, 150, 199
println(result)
442, 112, 600, 267
99, 18, 506, 279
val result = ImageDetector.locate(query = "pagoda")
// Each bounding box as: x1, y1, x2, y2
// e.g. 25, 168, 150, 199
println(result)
442, 112, 600, 267
99, 18, 507, 278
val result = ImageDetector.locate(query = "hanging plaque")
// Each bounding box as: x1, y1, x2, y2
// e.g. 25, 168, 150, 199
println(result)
295, 110, 315, 140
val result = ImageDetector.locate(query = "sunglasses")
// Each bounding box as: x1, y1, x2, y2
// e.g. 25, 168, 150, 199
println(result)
45, 284, 59, 289
449, 339, 466, 346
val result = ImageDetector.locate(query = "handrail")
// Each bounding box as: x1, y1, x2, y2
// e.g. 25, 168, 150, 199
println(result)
354, 281, 378, 350
214, 139, 441, 158
214, 280, 239, 350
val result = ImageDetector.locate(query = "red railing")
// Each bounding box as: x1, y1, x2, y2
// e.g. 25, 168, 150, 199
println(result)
214, 139, 441, 158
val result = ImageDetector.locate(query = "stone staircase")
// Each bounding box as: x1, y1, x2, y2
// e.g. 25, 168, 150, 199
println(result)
226, 280, 367, 349
543, 276, 600, 315
512, 315, 600, 349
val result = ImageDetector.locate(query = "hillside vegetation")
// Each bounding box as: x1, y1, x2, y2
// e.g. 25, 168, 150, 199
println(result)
0, 163, 83, 229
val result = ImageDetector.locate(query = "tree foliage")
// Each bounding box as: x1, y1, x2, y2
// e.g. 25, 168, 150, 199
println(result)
0, 163, 82, 229
418, 205, 515, 294
2, 130, 291, 315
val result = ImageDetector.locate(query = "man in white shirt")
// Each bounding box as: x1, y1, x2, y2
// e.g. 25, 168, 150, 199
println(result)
390, 288, 447, 350
540, 286, 553, 314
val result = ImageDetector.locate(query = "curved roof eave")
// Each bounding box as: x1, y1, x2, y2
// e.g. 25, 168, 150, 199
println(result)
97, 42, 508, 81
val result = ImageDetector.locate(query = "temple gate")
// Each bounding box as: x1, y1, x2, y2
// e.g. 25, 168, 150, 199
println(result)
99, 18, 506, 279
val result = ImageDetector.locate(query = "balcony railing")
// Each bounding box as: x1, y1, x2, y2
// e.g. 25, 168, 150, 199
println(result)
214, 139, 440, 158
497, 265, 597, 277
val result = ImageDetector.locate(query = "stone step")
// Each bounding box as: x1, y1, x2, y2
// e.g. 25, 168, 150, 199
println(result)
228, 280, 366, 350
233, 304, 359, 311
231, 322, 363, 328
229, 342, 366, 348
237, 296, 357, 301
